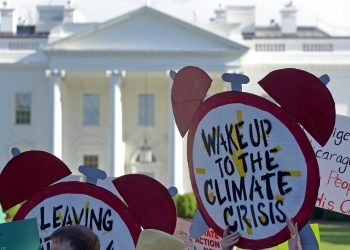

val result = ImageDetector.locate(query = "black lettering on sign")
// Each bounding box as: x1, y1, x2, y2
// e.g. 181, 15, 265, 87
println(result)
332, 128, 350, 146
265, 149, 279, 171
103, 209, 113, 231
249, 151, 263, 173
84, 205, 89, 227
249, 204, 258, 228
202, 127, 217, 157
72, 206, 84, 224
225, 124, 239, 154
268, 201, 276, 225
224, 179, 232, 202
223, 206, 237, 231
277, 171, 292, 195
224, 156, 235, 176
199, 116, 298, 234
249, 175, 264, 201
275, 200, 287, 223
40, 206, 51, 230
215, 158, 224, 178
257, 203, 268, 226
220, 133, 228, 154
237, 152, 249, 174
53, 205, 63, 229
249, 119, 261, 147
217, 126, 221, 155
62, 206, 73, 226
231, 177, 247, 202
260, 172, 276, 200
222, 201, 288, 232
260, 119, 272, 147
90, 208, 103, 230
38, 204, 116, 250
235, 121, 248, 150
204, 179, 215, 205
106, 240, 114, 250
214, 179, 227, 205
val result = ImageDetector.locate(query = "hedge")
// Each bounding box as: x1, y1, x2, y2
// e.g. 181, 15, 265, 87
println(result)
173, 192, 197, 219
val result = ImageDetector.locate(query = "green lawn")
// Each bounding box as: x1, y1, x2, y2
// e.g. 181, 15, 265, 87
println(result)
318, 221, 350, 250
237, 221, 350, 250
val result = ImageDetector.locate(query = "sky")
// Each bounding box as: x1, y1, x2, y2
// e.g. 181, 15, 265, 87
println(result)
9, 0, 350, 35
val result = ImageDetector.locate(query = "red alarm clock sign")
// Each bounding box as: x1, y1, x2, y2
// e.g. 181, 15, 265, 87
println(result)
0, 151, 177, 250
188, 92, 317, 248
171, 66, 336, 249
14, 181, 141, 250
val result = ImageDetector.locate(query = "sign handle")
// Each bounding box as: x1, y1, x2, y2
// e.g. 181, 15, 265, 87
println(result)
79, 165, 107, 185
222, 73, 249, 92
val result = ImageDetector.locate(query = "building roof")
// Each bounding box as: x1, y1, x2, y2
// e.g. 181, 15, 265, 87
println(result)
45, 6, 248, 53
243, 26, 333, 39
0, 26, 49, 39
0, 32, 48, 38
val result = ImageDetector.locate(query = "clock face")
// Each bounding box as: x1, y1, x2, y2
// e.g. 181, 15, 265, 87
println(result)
14, 182, 141, 250
187, 91, 319, 249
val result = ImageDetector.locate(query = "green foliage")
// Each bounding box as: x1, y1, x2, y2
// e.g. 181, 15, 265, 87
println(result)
311, 207, 324, 219
174, 192, 197, 219
311, 207, 350, 221
322, 210, 350, 221
319, 222, 350, 250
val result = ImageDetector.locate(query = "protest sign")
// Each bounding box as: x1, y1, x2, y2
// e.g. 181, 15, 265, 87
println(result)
174, 218, 221, 250
187, 91, 319, 249
0, 218, 40, 250
310, 114, 350, 214
0, 149, 177, 250
14, 181, 141, 250
171, 66, 335, 249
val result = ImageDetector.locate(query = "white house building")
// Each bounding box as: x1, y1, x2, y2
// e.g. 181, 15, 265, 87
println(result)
0, 2, 349, 193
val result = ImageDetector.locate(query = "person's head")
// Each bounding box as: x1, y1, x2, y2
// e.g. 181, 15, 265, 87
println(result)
49, 225, 100, 250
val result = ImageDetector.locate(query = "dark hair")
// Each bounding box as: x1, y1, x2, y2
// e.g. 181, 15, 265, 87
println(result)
49, 225, 100, 250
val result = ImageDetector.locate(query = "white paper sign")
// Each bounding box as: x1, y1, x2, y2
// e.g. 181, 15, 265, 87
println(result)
310, 114, 350, 214
174, 218, 222, 250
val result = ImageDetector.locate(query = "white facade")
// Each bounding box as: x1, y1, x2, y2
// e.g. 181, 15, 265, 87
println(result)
0, 3, 349, 193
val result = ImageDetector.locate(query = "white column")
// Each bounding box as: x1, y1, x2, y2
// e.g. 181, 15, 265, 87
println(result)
46, 69, 66, 159
106, 70, 125, 177
167, 71, 184, 193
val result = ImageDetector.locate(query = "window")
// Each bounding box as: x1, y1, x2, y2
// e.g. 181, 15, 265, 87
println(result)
15, 93, 31, 125
302, 43, 333, 52
39, 10, 63, 22
135, 145, 157, 163
138, 94, 155, 126
255, 43, 285, 52
9, 41, 40, 50
83, 155, 99, 168
83, 94, 100, 126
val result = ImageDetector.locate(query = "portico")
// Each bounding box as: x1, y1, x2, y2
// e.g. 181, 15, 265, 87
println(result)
42, 6, 246, 192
